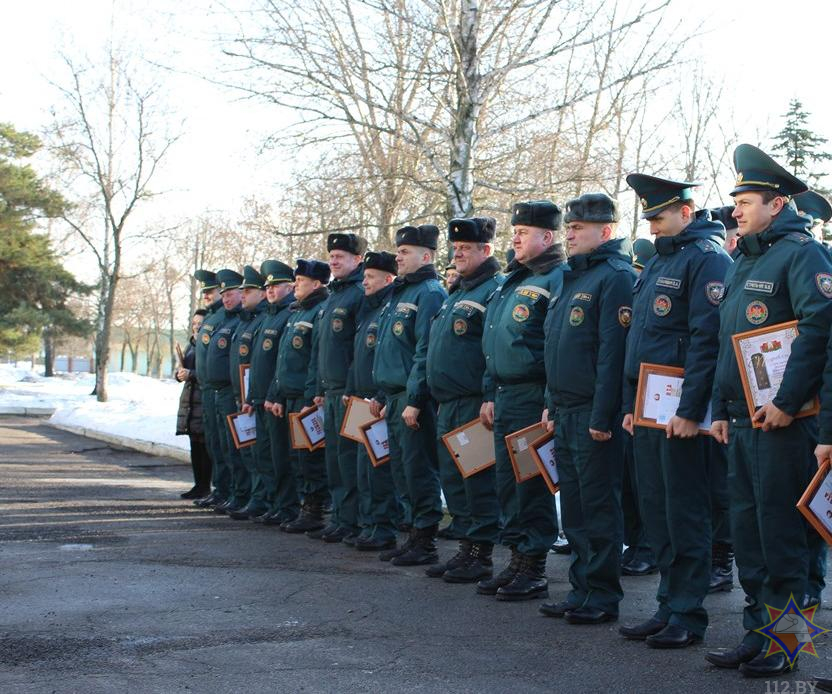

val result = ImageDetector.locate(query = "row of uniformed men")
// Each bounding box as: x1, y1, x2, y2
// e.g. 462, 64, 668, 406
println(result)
191, 142, 832, 680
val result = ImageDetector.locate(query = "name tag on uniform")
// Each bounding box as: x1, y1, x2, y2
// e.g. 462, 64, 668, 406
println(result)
516, 284, 551, 300
572, 292, 592, 302
744, 280, 775, 294
655, 277, 681, 290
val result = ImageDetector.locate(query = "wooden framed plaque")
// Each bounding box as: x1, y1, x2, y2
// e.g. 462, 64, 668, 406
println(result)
797, 461, 832, 546
633, 362, 712, 434
441, 418, 496, 479
505, 422, 546, 483
359, 417, 390, 467
731, 320, 819, 427
297, 405, 326, 450
239, 364, 251, 404
529, 432, 559, 495
226, 411, 257, 449
340, 396, 375, 443
289, 412, 310, 450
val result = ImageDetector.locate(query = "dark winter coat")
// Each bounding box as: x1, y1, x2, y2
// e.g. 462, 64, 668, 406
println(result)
176, 341, 204, 438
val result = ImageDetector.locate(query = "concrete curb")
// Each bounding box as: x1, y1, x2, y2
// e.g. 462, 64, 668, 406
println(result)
47, 422, 189, 464
0, 406, 56, 416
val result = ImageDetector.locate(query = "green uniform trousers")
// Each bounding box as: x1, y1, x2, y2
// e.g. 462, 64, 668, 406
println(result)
728, 415, 814, 649
249, 405, 275, 507
493, 382, 558, 555
265, 406, 300, 521
555, 407, 624, 615
708, 439, 731, 546
200, 386, 225, 500
286, 396, 328, 501
212, 386, 248, 506
385, 391, 442, 529
621, 432, 654, 565
357, 438, 402, 542
633, 426, 710, 636
324, 391, 359, 532
437, 395, 500, 544
202, 386, 231, 501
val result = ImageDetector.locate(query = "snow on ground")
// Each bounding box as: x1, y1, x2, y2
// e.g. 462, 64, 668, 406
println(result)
0, 364, 188, 452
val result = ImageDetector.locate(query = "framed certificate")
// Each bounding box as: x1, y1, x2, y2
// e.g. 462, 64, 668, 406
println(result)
239, 364, 251, 404
634, 363, 712, 433
226, 411, 257, 449
441, 418, 496, 479
298, 405, 326, 450
731, 320, 820, 426
529, 432, 559, 495
797, 461, 832, 546
505, 422, 546, 483
289, 412, 310, 450
340, 396, 375, 443
360, 417, 390, 467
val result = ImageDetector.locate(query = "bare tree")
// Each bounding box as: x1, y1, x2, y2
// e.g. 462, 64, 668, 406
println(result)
224, 0, 685, 227
48, 46, 180, 401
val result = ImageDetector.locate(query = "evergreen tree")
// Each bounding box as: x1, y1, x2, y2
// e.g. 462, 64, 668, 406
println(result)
772, 99, 832, 191
0, 123, 91, 362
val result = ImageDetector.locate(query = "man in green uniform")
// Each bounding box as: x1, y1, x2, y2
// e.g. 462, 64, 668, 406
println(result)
539, 193, 635, 623
274, 259, 331, 534
227, 265, 270, 519
192, 269, 226, 508
478, 200, 567, 601
707, 145, 832, 678
199, 269, 244, 515
309, 233, 367, 544
244, 260, 296, 525
795, 189, 832, 245
345, 251, 402, 551
425, 217, 502, 582
373, 224, 447, 565
619, 175, 731, 648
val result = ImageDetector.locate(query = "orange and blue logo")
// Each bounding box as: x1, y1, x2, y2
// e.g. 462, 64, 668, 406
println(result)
754, 594, 828, 667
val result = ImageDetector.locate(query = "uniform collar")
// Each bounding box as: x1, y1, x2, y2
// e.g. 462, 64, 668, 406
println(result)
453, 256, 500, 292
291, 286, 329, 310
516, 243, 566, 275
330, 263, 364, 292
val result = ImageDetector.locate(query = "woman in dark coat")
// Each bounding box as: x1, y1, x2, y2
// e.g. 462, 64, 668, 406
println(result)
175, 309, 212, 499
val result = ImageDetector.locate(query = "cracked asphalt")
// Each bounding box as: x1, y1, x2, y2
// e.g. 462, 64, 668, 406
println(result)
1, 416, 831, 693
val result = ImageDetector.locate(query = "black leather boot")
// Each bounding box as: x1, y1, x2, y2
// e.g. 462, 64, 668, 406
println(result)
496, 553, 549, 601
425, 540, 472, 578
379, 528, 416, 562
444, 542, 494, 583
281, 498, 325, 534
740, 652, 797, 678
392, 525, 439, 566
477, 547, 521, 595
708, 542, 734, 593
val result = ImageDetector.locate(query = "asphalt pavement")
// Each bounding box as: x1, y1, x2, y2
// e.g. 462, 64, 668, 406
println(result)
0, 416, 830, 693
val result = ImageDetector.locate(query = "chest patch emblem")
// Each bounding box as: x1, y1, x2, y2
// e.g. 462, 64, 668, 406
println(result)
569, 306, 584, 326
332, 318, 344, 333
262, 338, 273, 351
392, 320, 405, 336
618, 306, 632, 328
217, 337, 228, 349
512, 304, 530, 322
292, 335, 304, 349
453, 318, 468, 335
816, 273, 832, 299
745, 300, 768, 325
201, 332, 210, 345
239, 344, 249, 357
366, 332, 377, 348
706, 281, 725, 306
653, 294, 672, 317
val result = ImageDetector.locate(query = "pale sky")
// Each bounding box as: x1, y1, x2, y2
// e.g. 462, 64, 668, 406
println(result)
2, 0, 832, 239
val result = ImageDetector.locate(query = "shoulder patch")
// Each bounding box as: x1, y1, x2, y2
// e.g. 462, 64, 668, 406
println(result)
705, 281, 725, 305
816, 273, 832, 299
695, 239, 716, 253
785, 232, 812, 245
606, 257, 633, 272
